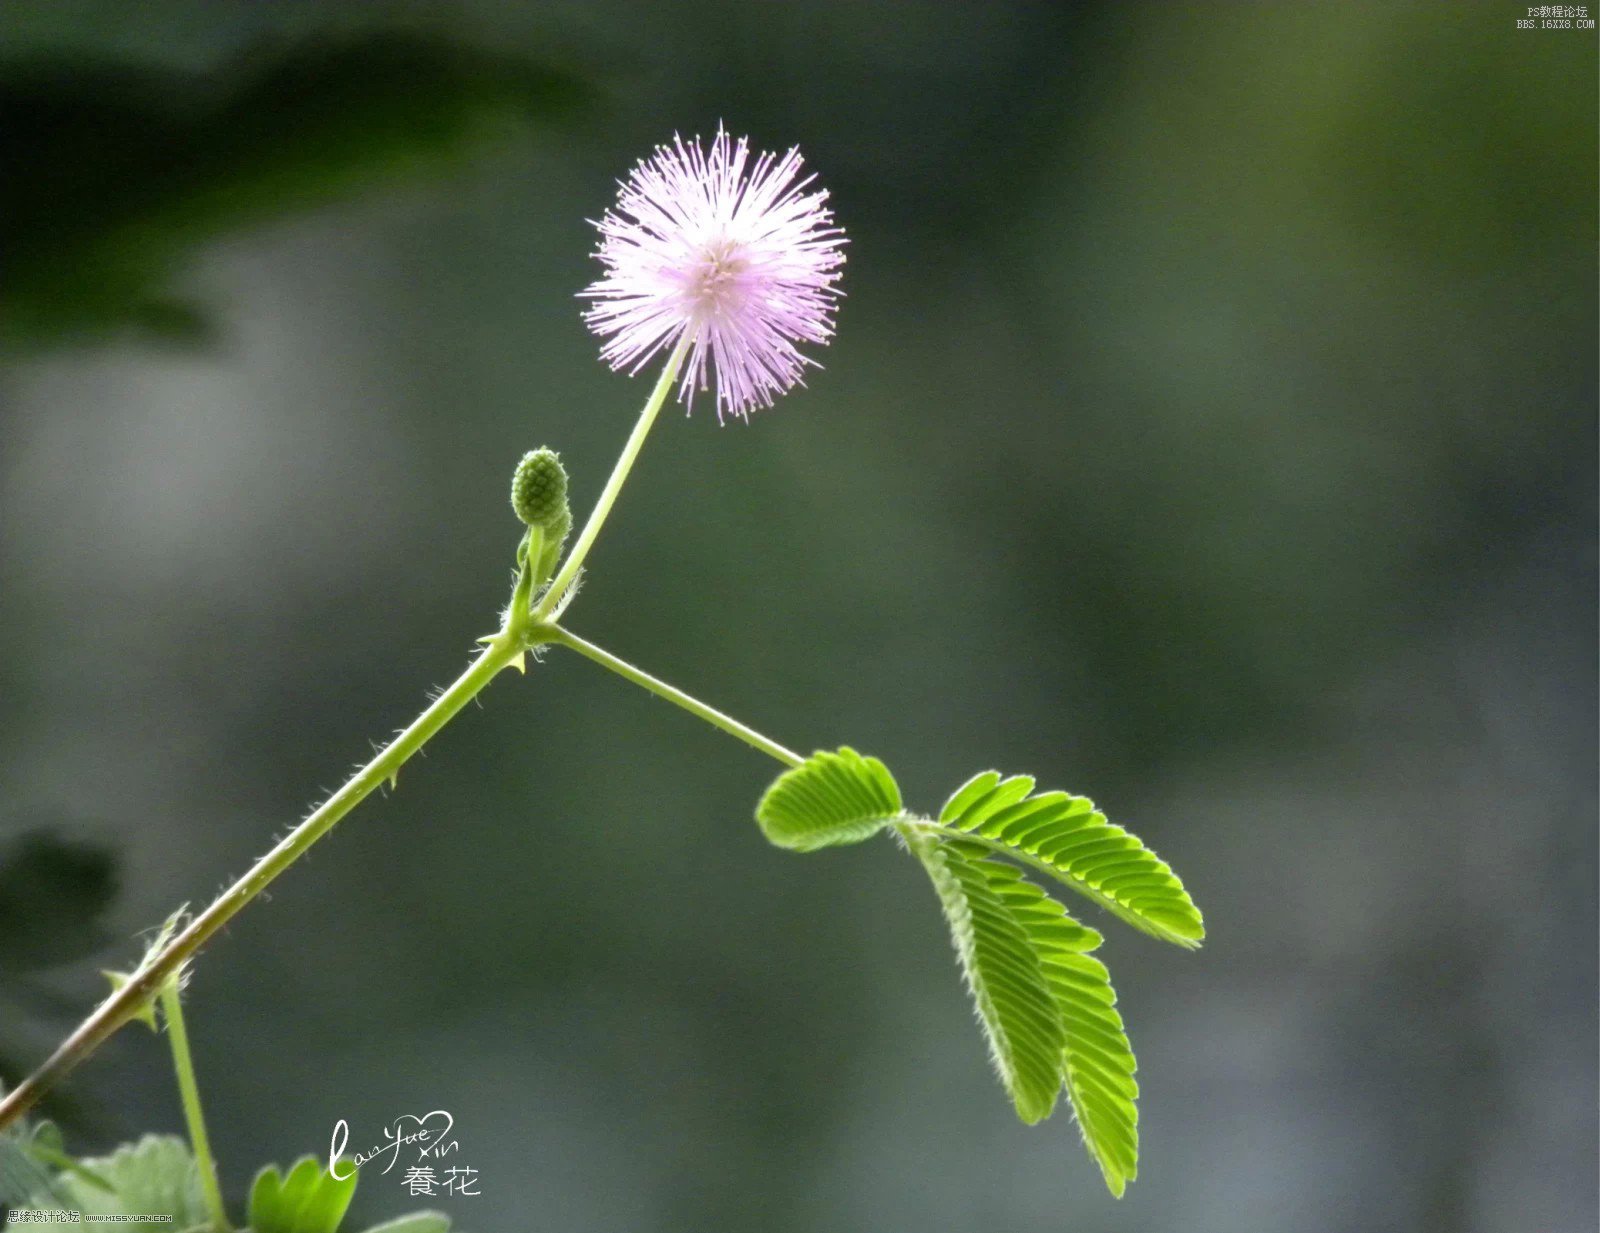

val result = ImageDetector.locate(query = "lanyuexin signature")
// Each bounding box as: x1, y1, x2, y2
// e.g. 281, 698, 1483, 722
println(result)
327, 1110, 459, 1180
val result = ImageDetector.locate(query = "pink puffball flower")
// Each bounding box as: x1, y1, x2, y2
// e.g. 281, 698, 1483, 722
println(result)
580, 128, 846, 422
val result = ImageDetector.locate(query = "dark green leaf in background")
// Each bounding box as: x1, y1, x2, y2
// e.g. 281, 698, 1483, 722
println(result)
0, 33, 593, 345
0, 830, 119, 975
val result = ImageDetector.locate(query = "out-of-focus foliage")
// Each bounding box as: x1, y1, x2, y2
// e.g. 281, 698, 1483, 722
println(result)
0, 831, 118, 975
0, 1116, 62, 1207
1, 1121, 456, 1233
0, 832, 121, 1126
22, 1134, 206, 1230
1, 33, 590, 345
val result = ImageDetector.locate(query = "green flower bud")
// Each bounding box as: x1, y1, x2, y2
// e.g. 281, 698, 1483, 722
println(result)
511, 448, 570, 531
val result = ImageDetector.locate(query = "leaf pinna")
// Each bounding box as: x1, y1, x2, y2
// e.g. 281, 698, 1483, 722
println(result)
928, 841, 1140, 1195
755, 747, 902, 851
937, 772, 1205, 949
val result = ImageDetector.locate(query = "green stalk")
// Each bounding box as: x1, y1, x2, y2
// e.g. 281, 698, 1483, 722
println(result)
549, 625, 803, 768
159, 979, 229, 1232
535, 334, 691, 620
26, 1146, 115, 1193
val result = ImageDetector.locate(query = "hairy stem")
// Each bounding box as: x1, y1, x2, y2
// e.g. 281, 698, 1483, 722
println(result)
549, 625, 803, 768
0, 344, 744, 1132
0, 634, 524, 1131
159, 979, 229, 1232
891, 809, 939, 858
535, 334, 692, 620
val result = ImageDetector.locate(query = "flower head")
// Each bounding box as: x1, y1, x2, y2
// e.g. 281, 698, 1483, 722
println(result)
581, 128, 846, 422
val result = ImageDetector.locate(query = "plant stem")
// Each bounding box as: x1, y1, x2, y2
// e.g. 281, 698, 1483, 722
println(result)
549, 625, 803, 768
894, 819, 938, 862
535, 334, 691, 620
27, 1146, 115, 1193
0, 344, 739, 1133
0, 634, 525, 1132
158, 979, 229, 1232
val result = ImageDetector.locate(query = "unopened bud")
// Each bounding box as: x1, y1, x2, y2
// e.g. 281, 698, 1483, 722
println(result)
511, 448, 570, 531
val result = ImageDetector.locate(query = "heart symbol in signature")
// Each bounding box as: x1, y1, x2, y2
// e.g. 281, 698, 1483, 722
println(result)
393, 1110, 454, 1159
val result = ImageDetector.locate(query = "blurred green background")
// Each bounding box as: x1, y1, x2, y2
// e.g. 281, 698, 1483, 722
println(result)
2, 4, 1595, 1231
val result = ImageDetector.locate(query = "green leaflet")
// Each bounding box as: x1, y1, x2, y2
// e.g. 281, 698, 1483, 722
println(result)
755, 748, 902, 852
938, 772, 1205, 949
248, 1156, 358, 1233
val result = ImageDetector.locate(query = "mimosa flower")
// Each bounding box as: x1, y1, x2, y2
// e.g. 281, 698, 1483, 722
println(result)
581, 128, 846, 421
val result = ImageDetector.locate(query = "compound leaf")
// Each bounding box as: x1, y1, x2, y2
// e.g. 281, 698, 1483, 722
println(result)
746, 754, 1194, 1196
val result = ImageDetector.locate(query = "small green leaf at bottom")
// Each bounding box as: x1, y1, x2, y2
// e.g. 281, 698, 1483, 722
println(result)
357, 1214, 452, 1233
248, 1156, 358, 1233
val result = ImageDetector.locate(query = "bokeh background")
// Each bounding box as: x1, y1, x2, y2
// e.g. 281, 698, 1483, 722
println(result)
2, 4, 1595, 1231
